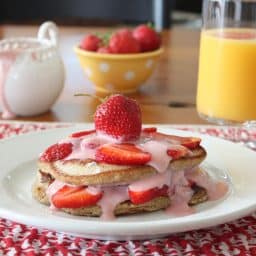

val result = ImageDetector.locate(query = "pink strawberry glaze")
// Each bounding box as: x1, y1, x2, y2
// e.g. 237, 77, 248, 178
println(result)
129, 169, 171, 192
44, 130, 229, 219
186, 169, 229, 201
86, 186, 102, 195
97, 186, 129, 220
0, 52, 17, 119
138, 140, 171, 173
62, 132, 177, 173
63, 133, 119, 161
166, 170, 195, 216
165, 169, 229, 216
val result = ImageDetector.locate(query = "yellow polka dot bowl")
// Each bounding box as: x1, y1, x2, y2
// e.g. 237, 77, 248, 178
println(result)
74, 46, 163, 94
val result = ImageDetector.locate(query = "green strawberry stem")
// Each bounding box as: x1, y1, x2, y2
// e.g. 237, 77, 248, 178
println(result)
147, 22, 154, 29
95, 31, 112, 46
101, 31, 112, 46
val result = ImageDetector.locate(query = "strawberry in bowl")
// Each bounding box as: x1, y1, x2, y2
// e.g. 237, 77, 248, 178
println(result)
74, 24, 163, 94
79, 25, 161, 53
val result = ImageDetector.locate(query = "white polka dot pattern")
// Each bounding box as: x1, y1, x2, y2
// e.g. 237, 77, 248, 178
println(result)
146, 59, 154, 68
124, 71, 135, 80
99, 63, 110, 72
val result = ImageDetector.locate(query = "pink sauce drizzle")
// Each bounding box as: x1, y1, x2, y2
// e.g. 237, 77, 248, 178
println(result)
63, 132, 188, 174
97, 186, 129, 220
64, 133, 118, 160
86, 186, 102, 195
129, 170, 171, 192
166, 171, 195, 216
0, 52, 17, 119
186, 168, 229, 201
138, 140, 171, 172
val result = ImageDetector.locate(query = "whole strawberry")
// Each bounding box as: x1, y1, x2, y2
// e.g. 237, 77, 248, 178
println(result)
109, 29, 141, 54
133, 24, 161, 52
80, 34, 102, 51
94, 94, 142, 141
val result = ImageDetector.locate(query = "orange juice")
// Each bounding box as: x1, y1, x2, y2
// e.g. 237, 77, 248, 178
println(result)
197, 29, 256, 122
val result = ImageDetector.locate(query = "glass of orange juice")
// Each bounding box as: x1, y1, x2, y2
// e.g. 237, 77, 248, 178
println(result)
197, 0, 256, 129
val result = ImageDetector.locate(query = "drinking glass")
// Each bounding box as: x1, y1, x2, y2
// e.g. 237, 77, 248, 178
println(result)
197, 0, 256, 147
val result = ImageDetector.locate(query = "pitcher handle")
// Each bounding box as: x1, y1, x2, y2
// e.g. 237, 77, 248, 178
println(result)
37, 21, 59, 46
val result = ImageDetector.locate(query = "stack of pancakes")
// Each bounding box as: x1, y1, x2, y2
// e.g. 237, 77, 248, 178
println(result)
32, 144, 207, 217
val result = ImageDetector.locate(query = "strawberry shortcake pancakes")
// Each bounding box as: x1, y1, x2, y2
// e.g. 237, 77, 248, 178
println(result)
32, 94, 228, 220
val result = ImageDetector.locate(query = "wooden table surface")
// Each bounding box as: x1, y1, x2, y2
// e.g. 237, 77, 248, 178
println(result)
0, 24, 208, 124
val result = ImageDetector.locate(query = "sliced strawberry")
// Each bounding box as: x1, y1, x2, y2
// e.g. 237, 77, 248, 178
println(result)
142, 127, 157, 133
95, 143, 151, 165
167, 146, 189, 160
52, 185, 103, 209
70, 129, 95, 138
180, 137, 201, 149
40, 143, 73, 162
154, 132, 201, 149
129, 185, 168, 204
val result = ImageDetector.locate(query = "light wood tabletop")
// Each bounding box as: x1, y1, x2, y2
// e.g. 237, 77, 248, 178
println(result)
0, 24, 208, 124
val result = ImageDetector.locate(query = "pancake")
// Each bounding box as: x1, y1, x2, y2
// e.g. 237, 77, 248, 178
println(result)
32, 172, 208, 217
38, 146, 206, 186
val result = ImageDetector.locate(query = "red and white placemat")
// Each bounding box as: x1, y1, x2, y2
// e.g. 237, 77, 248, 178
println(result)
1, 121, 256, 256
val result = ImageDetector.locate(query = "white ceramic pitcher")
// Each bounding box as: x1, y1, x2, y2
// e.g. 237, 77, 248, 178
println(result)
0, 21, 65, 119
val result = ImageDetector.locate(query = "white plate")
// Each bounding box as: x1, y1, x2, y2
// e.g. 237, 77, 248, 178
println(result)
0, 124, 256, 240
